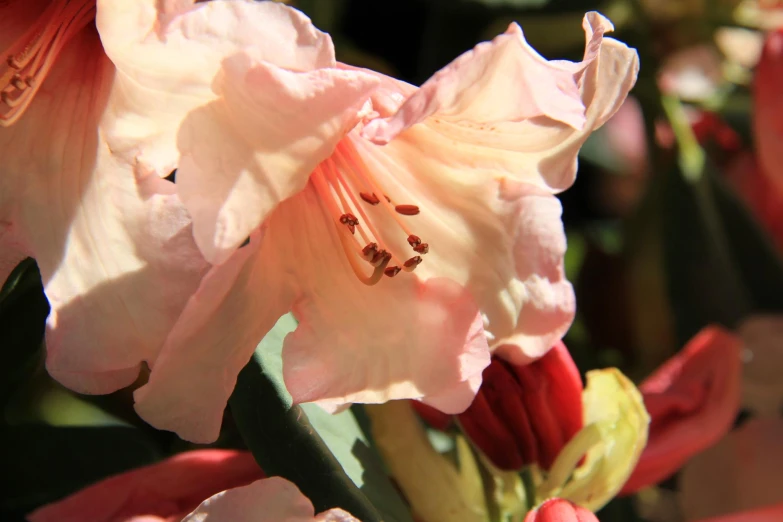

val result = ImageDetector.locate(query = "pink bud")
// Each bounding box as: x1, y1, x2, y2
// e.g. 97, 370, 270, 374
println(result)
523, 498, 598, 522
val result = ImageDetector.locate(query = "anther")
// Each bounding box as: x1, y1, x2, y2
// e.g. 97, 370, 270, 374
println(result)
339, 213, 359, 226
395, 204, 420, 216
362, 242, 378, 258
24, 77, 35, 88
403, 256, 422, 269
407, 234, 421, 247
6, 55, 20, 69
413, 243, 429, 254
371, 249, 391, 266
11, 75, 26, 91
360, 192, 380, 205
384, 266, 401, 278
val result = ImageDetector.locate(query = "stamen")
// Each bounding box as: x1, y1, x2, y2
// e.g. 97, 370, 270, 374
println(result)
384, 266, 401, 278
1, 0, 96, 126
403, 256, 422, 271
311, 139, 432, 285
395, 204, 420, 216
413, 243, 430, 254
360, 192, 380, 205
362, 242, 378, 259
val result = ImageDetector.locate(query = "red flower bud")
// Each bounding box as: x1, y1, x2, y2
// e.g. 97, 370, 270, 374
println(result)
523, 498, 598, 522
457, 342, 584, 471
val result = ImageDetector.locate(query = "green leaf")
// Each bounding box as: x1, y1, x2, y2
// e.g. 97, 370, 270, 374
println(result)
0, 258, 49, 406
229, 314, 413, 522
0, 424, 161, 515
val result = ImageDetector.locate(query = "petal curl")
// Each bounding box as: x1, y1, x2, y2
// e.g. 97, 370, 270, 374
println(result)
176, 55, 379, 263
362, 12, 639, 193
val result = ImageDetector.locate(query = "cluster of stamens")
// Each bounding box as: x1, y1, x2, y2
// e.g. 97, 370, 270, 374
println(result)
1, 0, 96, 126
311, 140, 431, 286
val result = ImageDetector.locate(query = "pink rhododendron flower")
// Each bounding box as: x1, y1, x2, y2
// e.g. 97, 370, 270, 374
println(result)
1, 0, 638, 443
27, 449, 357, 522
621, 326, 742, 494
132, 6, 639, 441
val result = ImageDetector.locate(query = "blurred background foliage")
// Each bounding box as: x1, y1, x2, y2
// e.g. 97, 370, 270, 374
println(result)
4, 0, 783, 521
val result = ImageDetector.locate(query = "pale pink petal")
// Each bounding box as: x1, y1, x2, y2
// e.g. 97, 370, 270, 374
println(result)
361, 12, 639, 193
681, 418, 783, 521
28, 450, 264, 522
276, 185, 490, 413
98, 0, 378, 264
738, 315, 783, 417
0, 25, 208, 394
182, 477, 360, 522
348, 136, 573, 364
134, 233, 294, 443
176, 55, 379, 263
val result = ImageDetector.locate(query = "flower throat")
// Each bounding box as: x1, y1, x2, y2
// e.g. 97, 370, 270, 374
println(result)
1, 0, 96, 126
311, 140, 429, 286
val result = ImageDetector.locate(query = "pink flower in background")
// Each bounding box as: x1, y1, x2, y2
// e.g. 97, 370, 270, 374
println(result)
621, 326, 742, 494
133, 7, 639, 442
27, 450, 357, 522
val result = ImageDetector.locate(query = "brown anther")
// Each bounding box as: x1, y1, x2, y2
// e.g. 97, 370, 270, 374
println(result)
371, 249, 392, 266
407, 234, 421, 247
395, 204, 420, 216
404, 256, 422, 268
384, 266, 401, 277
360, 192, 380, 205
7, 55, 20, 69
25, 77, 35, 88
362, 242, 378, 258
11, 75, 26, 91
339, 213, 359, 226
413, 243, 429, 254
347, 223, 356, 234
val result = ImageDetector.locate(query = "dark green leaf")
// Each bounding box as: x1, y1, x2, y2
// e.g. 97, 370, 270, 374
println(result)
0, 424, 161, 514
0, 258, 49, 406
230, 315, 412, 522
